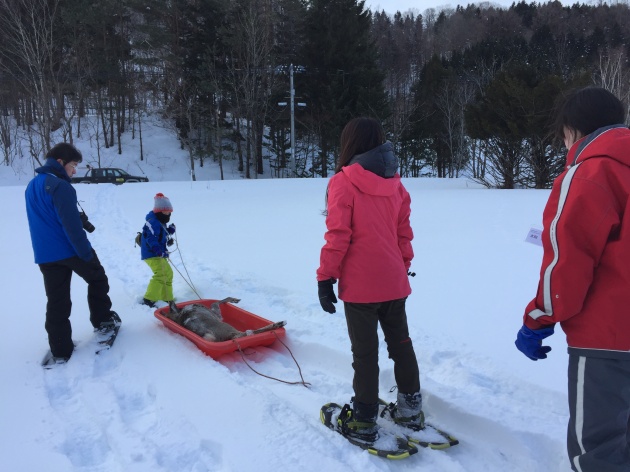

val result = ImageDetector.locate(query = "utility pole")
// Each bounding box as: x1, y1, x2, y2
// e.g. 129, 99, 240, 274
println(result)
290, 64, 296, 177
279, 64, 305, 178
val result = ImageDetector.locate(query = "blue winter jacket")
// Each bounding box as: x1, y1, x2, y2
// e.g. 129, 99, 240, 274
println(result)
25, 158, 93, 264
140, 211, 168, 260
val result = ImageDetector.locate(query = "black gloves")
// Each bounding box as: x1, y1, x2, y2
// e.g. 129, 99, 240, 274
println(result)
318, 278, 338, 314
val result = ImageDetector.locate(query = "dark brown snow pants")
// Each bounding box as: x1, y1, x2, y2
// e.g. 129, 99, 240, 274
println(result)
343, 298, 420, 405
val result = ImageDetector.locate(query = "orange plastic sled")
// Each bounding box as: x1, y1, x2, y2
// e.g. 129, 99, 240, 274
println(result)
154, 299, 286, 359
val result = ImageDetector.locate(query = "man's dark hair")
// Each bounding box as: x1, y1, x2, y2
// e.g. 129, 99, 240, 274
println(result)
46, 142, 83, 164
554, 87, 626, 142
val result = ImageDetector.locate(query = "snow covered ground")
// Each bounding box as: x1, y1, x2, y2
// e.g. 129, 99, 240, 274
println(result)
1, 120, 572, 471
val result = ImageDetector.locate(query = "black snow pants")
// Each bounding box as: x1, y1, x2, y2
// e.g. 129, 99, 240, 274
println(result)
567, 352, 630, 472
343, 298, 420, 405
39, 251, 112, 358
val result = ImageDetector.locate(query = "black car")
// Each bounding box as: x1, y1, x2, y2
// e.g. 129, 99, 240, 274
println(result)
72, 167, 149, 184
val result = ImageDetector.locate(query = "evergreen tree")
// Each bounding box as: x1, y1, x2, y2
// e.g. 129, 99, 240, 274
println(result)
407, 55, 452, 177
301, 0, 388, 177
465, 63, 564, 188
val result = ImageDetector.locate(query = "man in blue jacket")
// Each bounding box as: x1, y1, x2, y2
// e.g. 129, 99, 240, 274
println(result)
25, 143, 121, 363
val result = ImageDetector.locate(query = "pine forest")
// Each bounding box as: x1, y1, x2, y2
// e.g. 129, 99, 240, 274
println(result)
0, 0, 629, 188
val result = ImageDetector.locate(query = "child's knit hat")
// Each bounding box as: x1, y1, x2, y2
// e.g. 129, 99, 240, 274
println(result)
154, 193, 173, 212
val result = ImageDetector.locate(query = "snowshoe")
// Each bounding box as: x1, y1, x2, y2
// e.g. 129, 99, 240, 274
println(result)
378, 398, 459, 450
320, 402, 418, 459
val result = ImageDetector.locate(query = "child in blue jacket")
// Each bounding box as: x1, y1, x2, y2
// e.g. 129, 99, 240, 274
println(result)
140, 193, 176, 307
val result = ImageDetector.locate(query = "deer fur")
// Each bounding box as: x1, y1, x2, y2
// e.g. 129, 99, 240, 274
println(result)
164, 297, 286, 342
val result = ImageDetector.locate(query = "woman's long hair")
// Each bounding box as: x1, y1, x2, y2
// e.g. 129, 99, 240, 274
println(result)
335, 117, 386, 173
323, 117, 386, 214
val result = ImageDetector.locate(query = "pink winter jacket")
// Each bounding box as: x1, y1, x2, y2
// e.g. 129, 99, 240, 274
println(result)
317, 163, 413, 303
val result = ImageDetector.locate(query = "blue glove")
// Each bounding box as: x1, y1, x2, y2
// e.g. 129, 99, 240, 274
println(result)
152, 246, 168, 258
167, 224, 176, 235
515, 325, 555, 361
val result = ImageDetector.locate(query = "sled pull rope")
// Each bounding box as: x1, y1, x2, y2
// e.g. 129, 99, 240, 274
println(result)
234, 332, 311, 388
168, 235, 203, 300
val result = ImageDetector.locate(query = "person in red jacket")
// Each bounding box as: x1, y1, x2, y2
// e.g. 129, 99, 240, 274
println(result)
317, 117, 422, 444
515, 87, 630, 472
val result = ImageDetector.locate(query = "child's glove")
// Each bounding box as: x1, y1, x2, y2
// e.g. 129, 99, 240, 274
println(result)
153, 246, 168, 258
167, 224, 176, 235
515, 325, 555, 360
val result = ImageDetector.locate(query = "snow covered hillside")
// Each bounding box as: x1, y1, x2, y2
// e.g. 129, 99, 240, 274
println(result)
2, 171, 572, 471
0, 117, 264, 186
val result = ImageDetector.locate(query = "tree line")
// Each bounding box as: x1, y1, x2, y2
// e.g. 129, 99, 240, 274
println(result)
0, 0, 628, 187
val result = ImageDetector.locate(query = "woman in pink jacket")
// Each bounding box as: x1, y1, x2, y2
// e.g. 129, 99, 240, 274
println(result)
317, 117, 422, 444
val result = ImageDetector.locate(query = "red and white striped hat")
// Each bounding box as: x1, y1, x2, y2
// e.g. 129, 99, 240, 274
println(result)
153, 193, 173, 212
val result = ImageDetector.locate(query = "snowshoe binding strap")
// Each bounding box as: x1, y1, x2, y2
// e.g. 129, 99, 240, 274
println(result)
337, 404, 379, 443
380, 401, 425, 431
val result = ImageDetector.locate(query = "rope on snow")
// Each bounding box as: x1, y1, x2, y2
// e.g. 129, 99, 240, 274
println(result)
234, 332, 311, 388
167, 234, 203, 300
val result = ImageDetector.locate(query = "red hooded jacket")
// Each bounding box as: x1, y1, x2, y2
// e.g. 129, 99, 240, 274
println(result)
317, 163, 413, 303
524, 125, 630, 355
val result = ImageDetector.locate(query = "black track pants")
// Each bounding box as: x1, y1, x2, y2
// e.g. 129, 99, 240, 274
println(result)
39, 251, 112, 357
344, 298, 420, 405
567, 354, 630, 472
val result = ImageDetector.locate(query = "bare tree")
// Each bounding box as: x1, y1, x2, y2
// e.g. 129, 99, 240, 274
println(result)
224, 0, 276, 178
434, 77, 476, 177
596, 48, 630, 122
0, 0, 62, 158
0, 113, 18, 165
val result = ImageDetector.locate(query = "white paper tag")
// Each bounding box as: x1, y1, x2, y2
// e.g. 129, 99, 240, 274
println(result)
525, 227, 543, 247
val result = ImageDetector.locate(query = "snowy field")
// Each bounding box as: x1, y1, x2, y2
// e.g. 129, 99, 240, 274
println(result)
1, 120, 572, 471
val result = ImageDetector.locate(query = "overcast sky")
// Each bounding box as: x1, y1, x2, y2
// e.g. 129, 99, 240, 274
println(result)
365, 0, 579, 15
365, 0, 505, 14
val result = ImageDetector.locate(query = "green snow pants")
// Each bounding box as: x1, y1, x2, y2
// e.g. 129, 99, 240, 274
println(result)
144, 257, 173, 302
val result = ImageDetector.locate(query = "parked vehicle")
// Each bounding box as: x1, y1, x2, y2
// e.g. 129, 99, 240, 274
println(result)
72, 167, 149, 184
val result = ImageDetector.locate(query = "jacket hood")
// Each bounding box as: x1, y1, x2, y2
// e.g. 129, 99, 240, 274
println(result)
568, 125, 630, 169
35, 158, 71, 182
347, 141, 398, 178
342, 162, 402, 197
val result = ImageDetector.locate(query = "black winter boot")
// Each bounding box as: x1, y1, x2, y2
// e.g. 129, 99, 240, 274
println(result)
95, 311, 122, 334
338, 399, 379, 444
391, 391, 425, 431
141, 298, 156, 308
